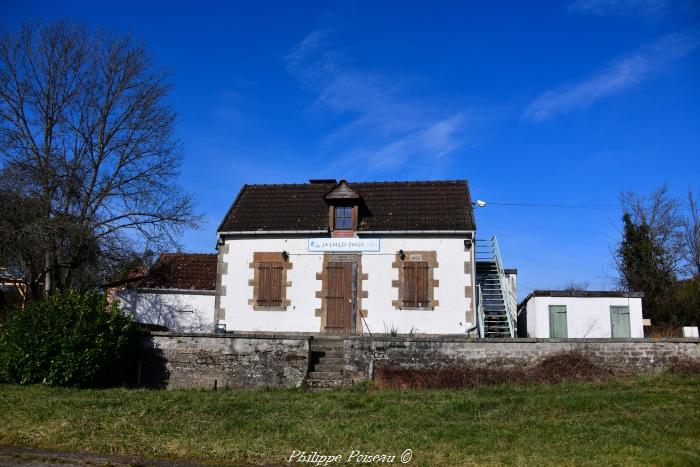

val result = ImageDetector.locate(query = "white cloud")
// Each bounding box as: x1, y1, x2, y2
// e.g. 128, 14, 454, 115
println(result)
524, 32, 698, 122
569, 0, 672, 17
286, 30, 470, 176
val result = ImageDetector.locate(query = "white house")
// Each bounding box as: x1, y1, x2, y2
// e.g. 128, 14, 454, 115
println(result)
214, 179, 482, 335
518, 290, 645, 338
117, 253, 216, 333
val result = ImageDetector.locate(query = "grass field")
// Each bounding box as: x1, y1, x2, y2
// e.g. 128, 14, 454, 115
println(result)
1, 376, 699, 466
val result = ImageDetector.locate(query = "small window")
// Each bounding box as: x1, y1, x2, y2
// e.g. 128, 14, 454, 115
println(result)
403, 261, 430, 307
256, 262, 284, 307
334, 206, 353, 230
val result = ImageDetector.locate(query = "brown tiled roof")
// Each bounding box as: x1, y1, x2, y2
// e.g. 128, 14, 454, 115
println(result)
218, 180, 475, 233
134, 253, 216, 291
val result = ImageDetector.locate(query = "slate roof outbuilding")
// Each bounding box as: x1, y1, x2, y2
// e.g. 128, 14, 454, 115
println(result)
218, 180, 475, 233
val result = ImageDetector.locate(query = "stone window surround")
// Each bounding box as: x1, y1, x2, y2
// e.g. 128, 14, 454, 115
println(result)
248, 252, 293, 311
214, 243, 229, 323
392, 251, 439, 310
464, 240, 474, 325
315, 253, 368, 334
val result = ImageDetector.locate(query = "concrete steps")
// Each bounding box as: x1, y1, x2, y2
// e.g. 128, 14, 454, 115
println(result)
307, 338, 347, 390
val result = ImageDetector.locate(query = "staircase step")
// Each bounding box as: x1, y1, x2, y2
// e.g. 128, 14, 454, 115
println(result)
310, 340, 345, 350
308, 380, 344, 390
317, 350, 344, 358
318, 357, 344, 365
308, 371, 342, 380
314, 364, 344, 372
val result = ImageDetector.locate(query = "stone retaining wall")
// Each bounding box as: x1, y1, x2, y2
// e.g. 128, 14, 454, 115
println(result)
342, 336, 700, 384
139, 333, 309, 389
139, 333, 699, 389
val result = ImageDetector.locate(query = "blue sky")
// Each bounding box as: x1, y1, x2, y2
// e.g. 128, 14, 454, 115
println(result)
3, 0, 699, 297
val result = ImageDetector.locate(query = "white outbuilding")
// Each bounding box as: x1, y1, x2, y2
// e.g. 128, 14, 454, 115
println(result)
116, 253, 217, 333
518, 290, 645, 338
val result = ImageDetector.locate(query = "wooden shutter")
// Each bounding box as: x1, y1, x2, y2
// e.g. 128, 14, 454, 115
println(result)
257, 262, 283, 307
610, 306, 631, 338
403, 261, 429, 307
548, 305, 568, 338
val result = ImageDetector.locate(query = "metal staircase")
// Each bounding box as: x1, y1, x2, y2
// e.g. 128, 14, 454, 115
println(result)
475, 237, 517, 338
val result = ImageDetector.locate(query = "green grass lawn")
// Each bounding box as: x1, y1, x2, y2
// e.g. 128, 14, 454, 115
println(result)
1, 376, 699, 466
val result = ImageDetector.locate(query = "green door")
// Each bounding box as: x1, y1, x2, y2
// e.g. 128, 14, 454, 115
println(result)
548, 305, 568, 338
610, 306, 631, 338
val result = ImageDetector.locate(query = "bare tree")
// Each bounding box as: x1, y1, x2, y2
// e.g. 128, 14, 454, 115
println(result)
683, 189, 700, 277
0, 20, 200, 296
618, 184, 685, 280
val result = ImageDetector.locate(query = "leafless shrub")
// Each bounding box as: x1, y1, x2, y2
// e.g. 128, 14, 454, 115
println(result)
561, 280, 590, 292
646, 325, 683, 338
374, 351, 614, 389
665, 357, 700, 376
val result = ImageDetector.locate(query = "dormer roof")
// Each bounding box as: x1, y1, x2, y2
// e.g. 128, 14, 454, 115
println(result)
324, 180, 360, 200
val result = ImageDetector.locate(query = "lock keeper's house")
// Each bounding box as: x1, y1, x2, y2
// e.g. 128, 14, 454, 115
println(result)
213, 179, 516, 336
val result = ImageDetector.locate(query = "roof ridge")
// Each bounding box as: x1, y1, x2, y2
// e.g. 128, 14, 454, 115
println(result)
348, 179, 468, 185
242, 179, 469, 188
159, 252, 216, 257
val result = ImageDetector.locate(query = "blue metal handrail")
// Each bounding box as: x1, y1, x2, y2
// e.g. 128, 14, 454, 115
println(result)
491, 236, 517, 337
476, 283, 485, 338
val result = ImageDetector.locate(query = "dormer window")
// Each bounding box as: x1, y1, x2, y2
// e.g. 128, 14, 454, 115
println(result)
324, 180, 361, 236
334, 206, 353, 230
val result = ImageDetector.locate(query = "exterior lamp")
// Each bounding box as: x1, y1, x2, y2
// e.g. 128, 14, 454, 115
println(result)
399, 249, 406, 261
464, 239, 472, 249
282, 250, 289, 262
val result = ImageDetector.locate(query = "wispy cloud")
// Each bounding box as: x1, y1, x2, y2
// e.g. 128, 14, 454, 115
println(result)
286, 30, 472, 176
524, 32, 698, 122
569, 0, 672, 17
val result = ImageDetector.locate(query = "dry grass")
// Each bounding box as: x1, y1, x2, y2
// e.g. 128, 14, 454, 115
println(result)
666, 356, 700, 376
646, 325, 683, 338
374, 351, 616, 389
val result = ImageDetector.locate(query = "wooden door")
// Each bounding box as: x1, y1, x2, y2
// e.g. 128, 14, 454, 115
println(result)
548, 305, 568, 338
610, 306, 631, 338
325, 261, 356, 333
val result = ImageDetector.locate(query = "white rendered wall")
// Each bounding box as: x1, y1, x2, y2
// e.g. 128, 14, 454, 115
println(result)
119, 289, 215, 333
525, 296, 644, 338
219, 236, 474, 334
